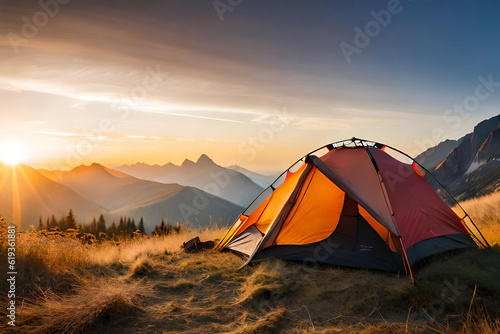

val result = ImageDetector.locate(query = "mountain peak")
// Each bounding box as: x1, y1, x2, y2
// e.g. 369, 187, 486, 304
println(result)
72, 163, 104, 172
181, 159, 196, 167
196, 154, 215, 166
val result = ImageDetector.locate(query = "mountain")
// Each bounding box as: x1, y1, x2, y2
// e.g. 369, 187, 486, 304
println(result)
38, 163, 184, 212
38, 163, 243, 232
414, 137, 467, 170
114, 154, 264, 207
0, 164, 105, 228
226, 165, 278, 188
113, 187, 243, 230
431, 114, 500, 200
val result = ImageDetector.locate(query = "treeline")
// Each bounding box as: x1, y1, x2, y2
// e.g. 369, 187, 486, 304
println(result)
37, 209, 184, 238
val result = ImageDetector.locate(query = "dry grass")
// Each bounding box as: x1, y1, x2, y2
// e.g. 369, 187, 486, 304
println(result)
455, 191, 500, 245
19, 280, 143, 334
238, 259, 291, 307
0, 194, 499, 333
461, 316, 500, 334
86, 226, 226, 266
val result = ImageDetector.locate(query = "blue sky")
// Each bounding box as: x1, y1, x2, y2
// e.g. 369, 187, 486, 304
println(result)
0, 0, 499, 172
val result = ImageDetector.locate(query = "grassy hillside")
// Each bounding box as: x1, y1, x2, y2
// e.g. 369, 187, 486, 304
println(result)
1, 193, 499, 333
454, 191, 500, 245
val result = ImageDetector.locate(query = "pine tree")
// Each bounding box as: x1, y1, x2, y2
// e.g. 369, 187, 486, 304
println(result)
108, 222, 117, 236
59, 216, 68, 231
78, 223, 89, 234
66, 209, 77, 230
49, 215, 58, 229
97, 214, 106, 233
153, 219, 167, 236
160, 220, 165, 234
38, 216, 44, 231
164, 223, 172, 235
119, 217, 127, 236
90, 217, 98, 235
127, 217, 135, 233
131, 218, 137, 232
138, 217, 145, 234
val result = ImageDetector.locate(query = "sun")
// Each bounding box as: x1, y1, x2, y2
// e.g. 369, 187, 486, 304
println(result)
0, 141, 29, 166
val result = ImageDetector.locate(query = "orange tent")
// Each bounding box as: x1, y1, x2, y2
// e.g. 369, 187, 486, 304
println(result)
216, 138, 488, 275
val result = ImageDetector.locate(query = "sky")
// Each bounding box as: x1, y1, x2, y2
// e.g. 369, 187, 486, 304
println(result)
0, 0, 499, 173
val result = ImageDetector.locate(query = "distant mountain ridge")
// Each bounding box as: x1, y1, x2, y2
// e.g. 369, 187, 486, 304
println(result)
226, 165, 279, 188
115, 154, 263, 207
37, 163, 243, 231
0, 162, 243, 231
0, 164, 105, 227
38, 163, 185, 212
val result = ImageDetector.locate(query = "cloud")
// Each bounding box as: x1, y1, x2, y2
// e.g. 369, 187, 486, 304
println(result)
122, 135, 192, 142
139, 109, 247, 123
33, 130, 82, 137
0, 74, 258, 124
71, 102, 86, 109
290, 117, 351, 131
0, 7, 385, 125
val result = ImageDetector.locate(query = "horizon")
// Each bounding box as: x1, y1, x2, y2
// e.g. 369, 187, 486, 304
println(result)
0, 115, 496, 175
1, 152, 281, 175
1, 1, 500, 173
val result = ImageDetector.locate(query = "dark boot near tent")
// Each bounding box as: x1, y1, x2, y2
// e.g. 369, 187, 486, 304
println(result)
182, 236, 215, 253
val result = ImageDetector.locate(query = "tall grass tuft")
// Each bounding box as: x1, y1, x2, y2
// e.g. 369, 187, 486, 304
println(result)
20, 279, 143, 334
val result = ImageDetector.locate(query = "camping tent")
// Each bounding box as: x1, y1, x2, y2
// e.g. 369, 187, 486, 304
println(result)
215, 138, 489, 277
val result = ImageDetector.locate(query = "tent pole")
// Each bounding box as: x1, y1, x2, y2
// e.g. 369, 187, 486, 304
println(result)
239, 163, 315, 268
363, 145, 415, 284
399, 238, 415, 284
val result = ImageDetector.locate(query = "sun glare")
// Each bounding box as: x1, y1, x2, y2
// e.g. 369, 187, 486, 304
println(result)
0, 141, 29, 166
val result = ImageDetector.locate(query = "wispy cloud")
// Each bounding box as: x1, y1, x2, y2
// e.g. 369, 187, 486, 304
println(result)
290, 118, 351, 131
123, 135, 192, 142
71, 102, 87, 109
126, 135, 147, 139
33, 131, 82, 137
140, 109, 247, 123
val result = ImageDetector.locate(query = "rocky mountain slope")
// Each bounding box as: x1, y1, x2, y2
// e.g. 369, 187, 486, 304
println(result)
429, 114, 500, 200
